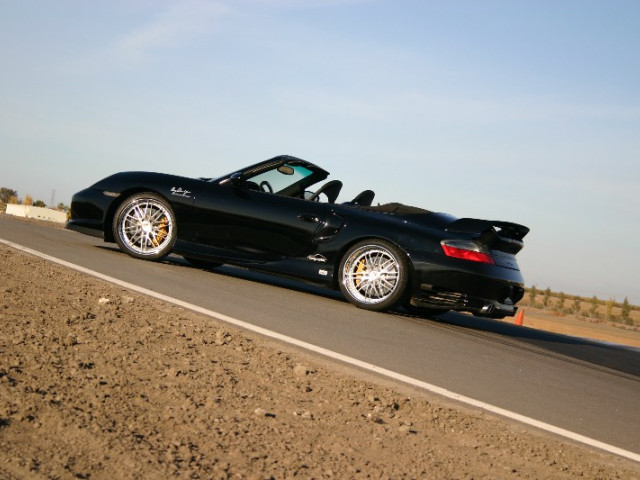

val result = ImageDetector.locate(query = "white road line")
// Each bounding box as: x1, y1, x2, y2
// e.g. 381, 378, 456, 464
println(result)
2, 237, 639, 464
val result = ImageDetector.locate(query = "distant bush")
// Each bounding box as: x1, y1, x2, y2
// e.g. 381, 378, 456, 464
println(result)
621, 297, 632, 325
522, 287, 639, 328
542, 287, 551, 307
556, 292, 566, 311
571, 297, 582, 316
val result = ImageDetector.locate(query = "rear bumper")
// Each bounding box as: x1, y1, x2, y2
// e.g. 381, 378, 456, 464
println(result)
409, 254, 524, 317
410, 286, 518, 317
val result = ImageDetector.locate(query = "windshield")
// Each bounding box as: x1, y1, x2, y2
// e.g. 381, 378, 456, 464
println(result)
216, 155, 330, 197
248, 164, 314, 194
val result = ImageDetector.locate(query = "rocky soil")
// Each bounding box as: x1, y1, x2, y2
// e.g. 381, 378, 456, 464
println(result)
1, 237, 640, 478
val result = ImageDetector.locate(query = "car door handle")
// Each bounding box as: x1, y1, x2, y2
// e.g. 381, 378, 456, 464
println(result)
297, 214, 320, 223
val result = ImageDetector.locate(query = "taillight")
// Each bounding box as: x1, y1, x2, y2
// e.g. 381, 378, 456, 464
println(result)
441, 240, 495, 265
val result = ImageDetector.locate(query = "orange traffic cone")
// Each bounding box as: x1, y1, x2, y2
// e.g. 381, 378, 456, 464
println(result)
514, 309, 524, 326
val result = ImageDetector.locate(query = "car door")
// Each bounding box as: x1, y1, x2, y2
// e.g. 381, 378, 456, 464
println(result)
188, 184, 333, 263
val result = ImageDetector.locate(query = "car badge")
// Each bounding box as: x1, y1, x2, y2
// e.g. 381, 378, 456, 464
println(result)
170, 187, 191, 198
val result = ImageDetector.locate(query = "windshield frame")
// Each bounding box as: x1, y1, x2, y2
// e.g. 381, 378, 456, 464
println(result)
216, 155, 329, 197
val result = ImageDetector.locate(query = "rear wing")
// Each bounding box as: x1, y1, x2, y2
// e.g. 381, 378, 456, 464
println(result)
445, 218, 530, 254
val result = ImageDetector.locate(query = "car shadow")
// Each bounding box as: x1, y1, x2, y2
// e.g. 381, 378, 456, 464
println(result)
96, 247, 343, 300
401, 309, 640, 379
167, 254, 346, 301
176, 257, 640, 379
101, 248, 640, 379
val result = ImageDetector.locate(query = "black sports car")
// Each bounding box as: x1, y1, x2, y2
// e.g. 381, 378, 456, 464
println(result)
67, 155, 529, 317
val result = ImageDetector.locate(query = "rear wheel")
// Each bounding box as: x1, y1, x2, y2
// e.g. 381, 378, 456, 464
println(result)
339, 240, 409, 311
113, 193, 176, 260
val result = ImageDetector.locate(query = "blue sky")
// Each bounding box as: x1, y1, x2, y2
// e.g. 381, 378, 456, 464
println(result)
1, 0, 639, 303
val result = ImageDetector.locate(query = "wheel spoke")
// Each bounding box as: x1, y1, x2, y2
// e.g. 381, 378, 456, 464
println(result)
124, 211, 139, 224
144, 232, 155, 251
380, 277, 396, 291
130, 228, 142, 241
357, 277, 372, 294
363, 281, 376, 299
379, 278, 391, 295
133, 205, 145, 221
150, 209, 167, 223
379, 258, 395, 272
139, 232, 148, 251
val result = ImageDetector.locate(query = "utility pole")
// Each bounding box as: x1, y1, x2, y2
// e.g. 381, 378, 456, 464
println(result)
50, 189, 55, 208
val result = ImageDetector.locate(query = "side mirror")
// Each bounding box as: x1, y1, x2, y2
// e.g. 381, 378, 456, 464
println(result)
229, 172, 244, 185
227, 172, 259, 191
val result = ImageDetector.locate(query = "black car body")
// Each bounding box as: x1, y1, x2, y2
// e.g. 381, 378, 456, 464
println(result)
67, 155, 529, 316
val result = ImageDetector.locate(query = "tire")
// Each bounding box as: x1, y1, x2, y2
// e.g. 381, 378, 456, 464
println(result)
113, 192, 176, 260
339, 240, 409, 311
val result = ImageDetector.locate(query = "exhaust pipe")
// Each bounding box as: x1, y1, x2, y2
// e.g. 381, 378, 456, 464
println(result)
480, 304, 494, 315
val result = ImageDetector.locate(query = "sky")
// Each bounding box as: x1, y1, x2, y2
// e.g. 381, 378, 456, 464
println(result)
1, 0, 639, 303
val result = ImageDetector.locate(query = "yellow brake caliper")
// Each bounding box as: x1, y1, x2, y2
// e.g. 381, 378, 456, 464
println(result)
152, 216, 168, 247
355, 258, 366, 286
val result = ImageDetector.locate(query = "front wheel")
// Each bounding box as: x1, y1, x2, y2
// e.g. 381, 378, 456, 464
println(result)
339, 240, 409, 311
113, 193, 176, 260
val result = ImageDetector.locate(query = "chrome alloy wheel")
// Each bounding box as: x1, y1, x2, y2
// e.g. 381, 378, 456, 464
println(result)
118, 198, 174, 256
342, 244, 402, 306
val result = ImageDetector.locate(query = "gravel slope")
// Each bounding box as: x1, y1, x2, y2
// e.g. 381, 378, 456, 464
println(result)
1, 242, 639, 479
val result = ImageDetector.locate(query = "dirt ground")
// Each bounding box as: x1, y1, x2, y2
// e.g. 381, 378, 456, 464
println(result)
1, 221, 640, 478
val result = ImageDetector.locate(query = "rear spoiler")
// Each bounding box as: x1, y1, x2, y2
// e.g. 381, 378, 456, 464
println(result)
445, 218, 530, 254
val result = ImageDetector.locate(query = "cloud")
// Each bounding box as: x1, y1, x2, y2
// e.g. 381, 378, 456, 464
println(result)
59, 0, 373, 73
276, 86, 640, 127
48, 1, 233, 74
113, 0, 232, 65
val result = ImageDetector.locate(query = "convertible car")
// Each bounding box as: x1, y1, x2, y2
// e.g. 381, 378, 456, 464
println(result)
67, 155, 529, 317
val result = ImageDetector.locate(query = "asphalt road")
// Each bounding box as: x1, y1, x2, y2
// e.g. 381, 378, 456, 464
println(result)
2, 215, 640, 457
